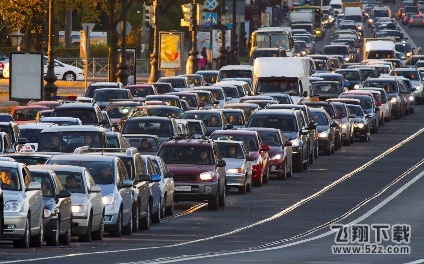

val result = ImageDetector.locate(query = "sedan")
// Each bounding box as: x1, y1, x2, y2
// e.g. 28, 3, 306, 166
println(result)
347, 104, 371, 142
182, 110, 232, 136
310, 108, 338, 155
149, 155, 175, 216
27, 167, 72, 246
409, 14, 424, 27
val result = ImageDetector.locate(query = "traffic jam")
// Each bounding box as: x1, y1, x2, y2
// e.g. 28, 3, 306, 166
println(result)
0, 0, 421, 258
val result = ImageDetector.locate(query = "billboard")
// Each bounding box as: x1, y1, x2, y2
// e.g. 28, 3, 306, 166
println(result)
159, 32, 183, 70
59, 31, 107, 46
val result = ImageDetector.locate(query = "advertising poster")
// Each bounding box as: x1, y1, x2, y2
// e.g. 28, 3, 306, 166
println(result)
159, 32, 183, 70
212, 29, 231, 59
117, 48, 136, 84
59, 31, 108, 46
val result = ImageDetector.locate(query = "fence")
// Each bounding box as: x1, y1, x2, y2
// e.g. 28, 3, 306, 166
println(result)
57, 58, 151, 77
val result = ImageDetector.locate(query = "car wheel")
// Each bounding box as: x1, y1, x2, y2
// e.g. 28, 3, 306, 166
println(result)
165, 198, 174, 216
30, 218, 44, 247
59, 219, 72, 245
63, 71, 76, 81
122, 206, 133, 235
79, 214, 92, 242
294, 151, 303, 173
344, 138, 350, 146
109, 210, 122, 237
350, 130, 354, 144
132, 204, 139, 233
46, 221, 60, 246
219, 183, 226, 207
246, 180, 252, 192
139, 204, 150, 230
14, 217, 30, 248
325, 143, 331, 155
208, 187, 219, 210
371, 121, 377, 134
160, 198, 166, 218
309, 148, 314, 164
239, 177, 247, 194
396, 109, 401, 119
287, 160, 293, 178
331, 140, 335, 153
262, 165, 269, 183
151, 201, 161, 224
314, 143, 319, 159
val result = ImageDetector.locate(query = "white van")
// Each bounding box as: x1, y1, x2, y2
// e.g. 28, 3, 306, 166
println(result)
344, 7, 364, 34
329, 0, 343, 14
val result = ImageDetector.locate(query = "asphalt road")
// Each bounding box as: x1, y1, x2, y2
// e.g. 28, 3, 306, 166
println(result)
1, 19, 424, 264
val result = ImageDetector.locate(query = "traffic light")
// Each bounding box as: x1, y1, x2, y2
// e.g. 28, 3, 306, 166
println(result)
197, 4, 208, 26
181, 4, 193, 27
145, 5, 155, 27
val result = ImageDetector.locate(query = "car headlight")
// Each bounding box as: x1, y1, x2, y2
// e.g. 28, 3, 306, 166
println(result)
102, 193, 115, 205
344, 57, 350, 62
301, 51, 307, 56
407, 52, 412, 57
200, 171, 215, 180
318, 131, 328, 138
354, 84, 360, 89
72, 205, 85, 213
368, 19, 373, 23
356, 122, 365, 128
390, 97, 397, 103
290, 139, 300, 147
227, 168, 242, 174
415, 85, 421, 91
409, 95, 414, 101
341, 124, 348, 129
44, 209, 52, 218
271, 154, 282, 160
358, 26, 363, 30
4, 201, 22, 212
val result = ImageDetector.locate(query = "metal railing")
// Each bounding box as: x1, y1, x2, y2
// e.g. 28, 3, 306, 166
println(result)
57, 58, 151, 77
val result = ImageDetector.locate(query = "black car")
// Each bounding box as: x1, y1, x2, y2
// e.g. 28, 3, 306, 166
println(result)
27, 167, 72, 246
84, 82, 123, 98
144, 106, 184, 119
335, 69, 363, 90
347, 104, 371, 142
121, 117, 179, 143
92, 88, 133, 110
247, 109, 309, 172
52, 103, 107, 126
182, 110, 232, 136
309, 108, 338, 155
311, 81, 344, 100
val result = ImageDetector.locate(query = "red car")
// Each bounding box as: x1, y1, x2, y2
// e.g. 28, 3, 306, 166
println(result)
125, 84, 158, 99
11, 105, 50, 124
26, 101, 61, 110
209, 130, 270, 186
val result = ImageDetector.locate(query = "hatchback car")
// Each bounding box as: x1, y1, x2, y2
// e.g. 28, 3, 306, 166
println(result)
346, 104, 371, 142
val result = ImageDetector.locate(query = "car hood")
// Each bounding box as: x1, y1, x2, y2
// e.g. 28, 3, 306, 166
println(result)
70, 193, 88, 206
43, 197, 58, 210
353, 117, 367, 123
268, 146, 283, 157
283, 132, 299, 141
222, 158, 244, 169
168, 164, 216, 175
387, 92, 399, 98
3, 190, 23, 202
97, 184, 116, 196
317, 125, 330, 133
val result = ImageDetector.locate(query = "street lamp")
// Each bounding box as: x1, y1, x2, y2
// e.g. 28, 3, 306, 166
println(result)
218, 0, 228, 69
116, 0, 130, 86
44, 0, 58, 101
186, 0, 200, 74
148, 0, 160, 83
230, 0, 240, 65
9, 30, 24, 51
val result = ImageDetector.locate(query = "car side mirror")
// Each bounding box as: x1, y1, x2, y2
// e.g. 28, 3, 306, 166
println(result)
217, 160, 226, 167
213, 100, 220, 104
261, 145, 270, 151
150, 174, 161, 182
284, 141, 292, 147
121, 180, 133, 188
139, 174, 151, 182
330, 121, 339, 127
246, 156, 254, 161
57, 189, 72, 198
302, 91, 308, 97
18, 138, 28, 145
349, 114, 356, 118
165, 172, 174, 178
27, 182, 41, 191
366, 114, 373, 118
90, 186, 101, 193
226, 124, 234, 130
301, 129, 309, 135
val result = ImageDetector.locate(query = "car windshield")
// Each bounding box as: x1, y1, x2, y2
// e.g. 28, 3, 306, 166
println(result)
313, 83, 340, 94
93, 90, 129, 102
15, 109, 44, 121
219, 70, 252, 80
314, 61, 328, 70
196, 92, 213, 104
334, 105, 347, 117
124, 136, 159, 153
187, 76, 203, 86
216, 142, 245, 159
145, 97, 180, 107
0, 168, 21, 191
127, 87, 155, 97
38, 132, 103, 153
222, 112, 245, 125
32, 172, 55, 197
158, 78, 186, 88
269, 95, 291, 104
200, 89, 224, 100
257, 80, 299, 95
53, 171, 85, 193
257, 131, 281, 146
19, 128, 42, 143
183, 112, 222, 127
211, 134, 258, 151
176, 95, 197, 107
53, 109, 97, 125
201, 74, 217, 84
405, 6, 418, 12
347, 105, 364, 117
159, 146, 214, 165
341, 96, 372, 109
319, 76, 341, 84
106, 105, 133, 118
251, 50, 280, 60
324, 46, 348, 55
122, 120, 173, 136
49, 160, 115, 185
152, 83, 173, 94
365, 82, 398, 93
337, 71, 360, 81
392, 71, 419, 80
248, 116, 298, 132
294, 36, 311, 44
312, 112, 329, 125
367, 50, 395, 60
222, 87, 240, 98
146, 108, 183, 119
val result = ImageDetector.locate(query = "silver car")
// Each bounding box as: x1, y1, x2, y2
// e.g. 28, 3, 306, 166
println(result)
149, 155, 175, 216
47, 155, 134, 237
215, 140, 253, 194
332, 102, 356, 146
359, 87, 392, 122
1, 161, 44, 248
33, 165, 104, 242
408, 14, 424, 28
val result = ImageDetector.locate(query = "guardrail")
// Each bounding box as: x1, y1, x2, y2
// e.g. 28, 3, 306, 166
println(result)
57, 58, 151, 77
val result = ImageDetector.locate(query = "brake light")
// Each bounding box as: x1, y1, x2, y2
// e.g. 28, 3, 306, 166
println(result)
416, 14, 420, 17
422, 19, 424, 23
52, 95, 77, 100
410, 19, 414, 22
0, 62, 4, 68
405, 17, 408, 20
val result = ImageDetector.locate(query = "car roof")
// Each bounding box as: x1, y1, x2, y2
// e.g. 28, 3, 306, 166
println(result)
225, 103, 260, 107
211, 130, 257, 136
29, 164, 86, 173
122, 134, 160, 139
18, 123, 57, 129
126, 116, 172, 121
49, 154, 117, 162
144, 105, 181, 110
0, 161, 22, 169
365, 78, 397, 82
195, 70, 219, 74
40, 125, 106, 133
162, 138, 213, 146
184, 110, 223, 114
39, 117, 80, 121
14, 105, 50, 110
251, 109, 296, 115
392, 68, 418, 72
55, 103, 96, 109
242, 127, 281, 133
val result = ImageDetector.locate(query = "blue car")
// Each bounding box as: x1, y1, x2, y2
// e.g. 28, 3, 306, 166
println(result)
312, 73, 348, 90
141, 155, 164, 222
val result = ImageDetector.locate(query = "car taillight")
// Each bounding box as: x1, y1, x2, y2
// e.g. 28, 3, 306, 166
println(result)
405, 17, 408, 20
422, 19, 424, 23
0, 62, 4, 68
410, 19, 414, 22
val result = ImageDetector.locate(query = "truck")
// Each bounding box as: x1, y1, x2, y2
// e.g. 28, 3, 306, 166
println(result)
363, 38, 396, 61
289, 12, 314, 25
252, 57, 311, 104
342, 0, 363, 10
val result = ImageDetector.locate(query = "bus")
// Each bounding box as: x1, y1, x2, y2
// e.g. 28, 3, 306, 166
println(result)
249, 27, 293, 57
291, 5, 323, 38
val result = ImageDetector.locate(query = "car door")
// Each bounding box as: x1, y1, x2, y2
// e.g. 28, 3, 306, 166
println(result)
212, 143, 226, 192
159, 158, 174, 206
117, 159, 132, 224
23, 167, 43, 230
86, 170, 102, 225
280, 131, 292, 171
53, 173, 72, 233
134, 155, 149, 215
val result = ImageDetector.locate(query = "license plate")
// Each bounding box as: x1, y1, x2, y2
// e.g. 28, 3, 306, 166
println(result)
175, 186, 191, 192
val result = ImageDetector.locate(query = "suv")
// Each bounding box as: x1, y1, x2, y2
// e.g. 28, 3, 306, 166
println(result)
0, 122, 20, 149
157, 137, 227, 210
121, 117, 179, 143
84, 82, 124, 98
47, 154, 134, 237
92, 88, 133, 110
247, 109, 309, 172
52, 103, 106, 126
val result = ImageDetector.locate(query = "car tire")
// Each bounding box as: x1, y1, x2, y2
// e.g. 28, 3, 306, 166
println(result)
59, 220, 72, 245
46, 221, 60, 246
314, 143, 319, 159
165, 198, 174, 216
350, 133, 354, 144
14, 217, 30, 248
396, 109, 401, 119
160, 198, 166, 218
139, 204, 150, 230
262, 166, 269, 183
79, 214, 92, 242
279, 161, 287, 180
109, 210, 122, 237
309, 149, 314, 164
371, 121, 377, 134
30, 218, 44, 247
63, 71, 76, 81
151, 201, 161, 224
331, 141, 335, 153
208, 188, 219, 210
219, 183, 226, 207
246, 180, 252, 192
287, 160, 293, 178
122, 207, 133, 235
344, 138, 350, 146
132, 204, 139, 233
294, 151, 303, 173
239, 177, 247, 194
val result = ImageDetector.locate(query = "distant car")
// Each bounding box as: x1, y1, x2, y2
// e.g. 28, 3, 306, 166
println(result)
92, 88, 133, 110
125, 84, 158, 99
150, 82, 175, 94
167, 92, 203, 110
27, 101, 61, 110
12, 105, 50, 124
104, 101, 144, 127
123, 134, 161, 155
347, 104, 371, 142
121, 117, 179, 143
224, 103, 260, 120
38, 117, 82, 126
52, 102, 105, 126
195, 70, 218, 85
190, 86, 228, 108
84, 82, 124, 98
179, 74, 206, 87
145, 95, 183, 109
219, 109, 248, 129
182, 110, 232, 135
148, 155, 175, 216
157, 77, 189, 92
310, 108, 338, 155
144, 105, 184, 119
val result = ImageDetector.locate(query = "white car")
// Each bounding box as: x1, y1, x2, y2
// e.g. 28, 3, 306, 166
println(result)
149, 155, 175, 216
3, 57, 84, 81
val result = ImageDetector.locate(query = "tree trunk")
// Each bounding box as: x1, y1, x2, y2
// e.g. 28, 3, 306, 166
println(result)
109, 30, 119, 82
65, 10, 73, 48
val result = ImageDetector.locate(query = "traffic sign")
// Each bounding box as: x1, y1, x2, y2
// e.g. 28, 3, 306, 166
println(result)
116, 21, 131, 35
205, 12, 217, 25
81, 23, 95, 34
204, 0, 218, 11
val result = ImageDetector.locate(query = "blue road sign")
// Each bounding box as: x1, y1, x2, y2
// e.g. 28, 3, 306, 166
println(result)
205, 12, 217, 25
205, 0, 218, 11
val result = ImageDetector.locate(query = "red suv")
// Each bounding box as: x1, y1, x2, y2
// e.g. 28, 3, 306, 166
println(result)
158, 138, 227, 210
209, 130, 270, 186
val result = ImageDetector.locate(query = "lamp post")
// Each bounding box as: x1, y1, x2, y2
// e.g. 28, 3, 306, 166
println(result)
9, 31, 25, 51
148, 0, 160, 83
218, 0, 228, 69
230, 0, 240, 65
116, 0, 130, 86
44, 0, 58, 101
186, 0, 200, 74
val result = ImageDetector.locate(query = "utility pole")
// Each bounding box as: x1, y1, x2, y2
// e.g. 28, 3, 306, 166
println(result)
148, 0, 160, 83
230, 0, 240, 64
218, 0, 228, 69
117, 0, 129, 86
44, 0, 58, 101
186, 0, 200, 74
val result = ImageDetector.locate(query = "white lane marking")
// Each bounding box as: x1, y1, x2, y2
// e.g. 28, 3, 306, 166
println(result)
123, 164, 424, 263
2, 128, 423, 264
161, 203, 207, 222
404, 260, 424, 264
